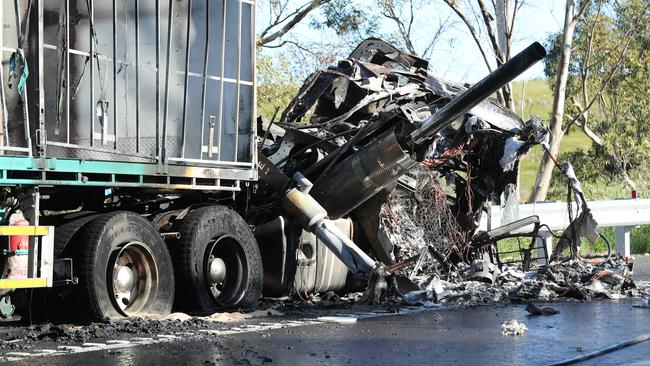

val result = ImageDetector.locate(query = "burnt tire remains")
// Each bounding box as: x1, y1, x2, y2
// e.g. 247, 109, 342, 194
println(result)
74, 211, 174, 320
173, 206, 263, 314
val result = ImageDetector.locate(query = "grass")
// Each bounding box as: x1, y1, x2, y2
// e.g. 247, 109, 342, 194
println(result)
511, 78, 554, 122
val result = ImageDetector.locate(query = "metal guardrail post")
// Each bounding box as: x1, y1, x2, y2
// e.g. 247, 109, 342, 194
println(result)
536, 231, 554, 262
615, 226, 631, 258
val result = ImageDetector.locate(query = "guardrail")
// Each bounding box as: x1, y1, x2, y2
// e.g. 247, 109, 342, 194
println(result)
478, 199, 650, 258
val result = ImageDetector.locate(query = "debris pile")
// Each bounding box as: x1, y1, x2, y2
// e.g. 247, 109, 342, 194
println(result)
401, 256, 645, 308
381, 169, 464, 264
501, 319, 527, 336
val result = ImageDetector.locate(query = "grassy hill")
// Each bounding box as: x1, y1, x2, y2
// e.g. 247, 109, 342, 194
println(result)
511, 78, 554, 122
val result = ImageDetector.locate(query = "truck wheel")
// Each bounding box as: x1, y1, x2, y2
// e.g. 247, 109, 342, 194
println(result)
53, 212, 99, 257
75, 212, 174, 320
174, 206, 262, 314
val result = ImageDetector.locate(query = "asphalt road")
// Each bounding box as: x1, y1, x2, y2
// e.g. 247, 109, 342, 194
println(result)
6, 299, 650, 366
2, 255, 649, 365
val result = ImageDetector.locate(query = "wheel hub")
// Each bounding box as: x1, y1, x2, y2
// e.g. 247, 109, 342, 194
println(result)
113, 265, 135, 293
208, 257, 227, 284
109, 241, 159, 315
206, 235, 248, 304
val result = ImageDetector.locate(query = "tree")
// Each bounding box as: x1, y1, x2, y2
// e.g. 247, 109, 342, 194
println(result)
255, 0, 352, 120
257, 0, 333, 48
256, 53, 302, 119
312, 0, 452, 59
529, 0, 649, 201
376, 0, 452, 59
441, 0, 526, 109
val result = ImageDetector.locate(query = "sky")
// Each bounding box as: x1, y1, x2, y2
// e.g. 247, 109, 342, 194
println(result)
257, 0, 568, 83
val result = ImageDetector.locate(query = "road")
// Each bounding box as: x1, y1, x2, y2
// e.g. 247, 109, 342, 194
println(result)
3, 299, 650, 366
1, 255, 648, 365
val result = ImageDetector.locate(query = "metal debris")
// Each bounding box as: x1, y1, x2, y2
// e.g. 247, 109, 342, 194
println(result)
501, 320, 527, 336
525, 302, 560, 316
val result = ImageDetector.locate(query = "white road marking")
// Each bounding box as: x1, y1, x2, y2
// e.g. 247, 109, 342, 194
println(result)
81, 343, 106, 347
106, 340, 132, 344
57, 346, 84, 351
0, 306, 435, 362
131, 337, 154, 342
5, 352, 35, 357
155, 334, 177, 339
36, 349, 62, 354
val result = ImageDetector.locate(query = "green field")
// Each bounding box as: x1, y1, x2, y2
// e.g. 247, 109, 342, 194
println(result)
511, 78, 554, 122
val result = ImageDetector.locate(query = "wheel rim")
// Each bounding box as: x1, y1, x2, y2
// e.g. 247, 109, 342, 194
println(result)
205, 235, 248, 306
109, 241, 159, 316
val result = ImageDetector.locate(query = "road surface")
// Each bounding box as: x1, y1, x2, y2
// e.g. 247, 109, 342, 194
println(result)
3, 299, 650, 366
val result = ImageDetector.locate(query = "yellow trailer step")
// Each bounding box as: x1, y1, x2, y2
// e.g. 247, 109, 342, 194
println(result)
0, 278, 48, 289
0, 226, 50, 236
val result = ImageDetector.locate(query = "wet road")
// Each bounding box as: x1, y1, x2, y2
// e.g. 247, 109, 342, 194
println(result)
9, 300, 650, 366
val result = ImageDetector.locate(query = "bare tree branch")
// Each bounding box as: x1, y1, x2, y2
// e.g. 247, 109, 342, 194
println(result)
258, 0, 332, 47
422, 14, 454, 59
476, 0, 505, 64
379, 0, 418, 55
578, 2, 601, 128
572, 0, 593, 22
442, 0, 495, 72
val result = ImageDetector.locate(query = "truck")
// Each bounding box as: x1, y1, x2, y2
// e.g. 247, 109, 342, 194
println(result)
0, 0, 547, 321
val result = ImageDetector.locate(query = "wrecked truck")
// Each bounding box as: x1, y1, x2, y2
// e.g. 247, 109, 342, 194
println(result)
0, 0, 548, 321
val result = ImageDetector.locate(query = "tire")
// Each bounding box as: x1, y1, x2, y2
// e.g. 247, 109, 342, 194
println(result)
43, 213, 100, 322
53, 212, 100, 257
75, 211, 174, 320
173, 206, 262, 314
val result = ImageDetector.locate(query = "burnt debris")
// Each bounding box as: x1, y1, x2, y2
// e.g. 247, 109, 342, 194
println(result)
255, 38, 547, 283
252, 38, 645, 306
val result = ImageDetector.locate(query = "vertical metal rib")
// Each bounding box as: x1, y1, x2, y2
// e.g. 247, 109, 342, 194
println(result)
0, 44, 8, 147
199, 0, 210, 158
65, 0, 70, 144
217, 0, 228, 161
89, 0, 95, 147
155, 0, 160, 160
161, 0, 174, 162
112, 0, 117, 150
234, 0, 242, 162
251, 0, 257, 164
135, 0, 140, 153
13, 0, 32, 155
180, 0, 193, 158
37, 0, 45, 156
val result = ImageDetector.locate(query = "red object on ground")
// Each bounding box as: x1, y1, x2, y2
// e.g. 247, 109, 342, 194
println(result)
631, 190, 637, 199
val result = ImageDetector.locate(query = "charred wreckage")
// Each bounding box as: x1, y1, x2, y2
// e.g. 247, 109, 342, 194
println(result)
251, 38, 642, 305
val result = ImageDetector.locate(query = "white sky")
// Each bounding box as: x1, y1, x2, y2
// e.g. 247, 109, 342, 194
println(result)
257, 0, 567, 83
